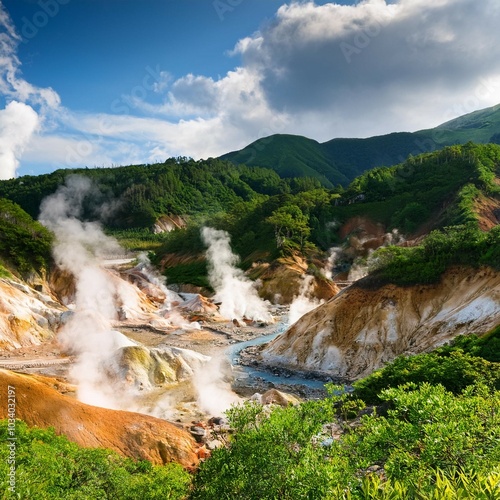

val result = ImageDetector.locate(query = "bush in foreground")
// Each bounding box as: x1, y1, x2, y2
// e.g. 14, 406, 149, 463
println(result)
0, 421, 190, 500
191, 384, 500, 499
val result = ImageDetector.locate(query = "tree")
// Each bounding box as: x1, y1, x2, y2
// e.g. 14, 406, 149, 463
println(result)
266, 204, 310, 249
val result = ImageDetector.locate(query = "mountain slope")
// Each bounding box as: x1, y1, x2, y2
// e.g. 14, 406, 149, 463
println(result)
258, 266, 500, 380
221, 103, 500, 186
220, 135, 342, 187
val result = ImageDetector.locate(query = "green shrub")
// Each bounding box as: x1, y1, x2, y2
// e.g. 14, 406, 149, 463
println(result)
0, 420, 190, 499
191, 384, 500, 499
353, 346, 500, 404
370, 224, 500, 285
0, 198, 53, 276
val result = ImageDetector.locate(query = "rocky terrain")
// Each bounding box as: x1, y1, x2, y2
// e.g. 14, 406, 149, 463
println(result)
0, 369, 198, 467
258, 266, 500, 380
2, 250, 499, 471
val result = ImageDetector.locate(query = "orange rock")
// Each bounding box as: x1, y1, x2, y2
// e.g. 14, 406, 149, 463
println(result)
0, 369, 198, 467
196, 445, 210, 460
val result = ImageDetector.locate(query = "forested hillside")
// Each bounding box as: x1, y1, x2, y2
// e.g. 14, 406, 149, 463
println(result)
222, 103, 500, 186
0, 198, 52, 278
156, 143, 500, 284
0, 142, 498, 287
0, 158, 313, 230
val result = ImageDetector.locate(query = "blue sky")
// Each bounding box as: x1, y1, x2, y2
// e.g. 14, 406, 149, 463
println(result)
1, 0, 500, 178
5, 0, 336, 112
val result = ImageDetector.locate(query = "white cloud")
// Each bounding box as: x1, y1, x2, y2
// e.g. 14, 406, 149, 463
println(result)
0, 1, 60, 178
4, 0, 500, 175
233, 0, 500, 139
0, 101, 39, 179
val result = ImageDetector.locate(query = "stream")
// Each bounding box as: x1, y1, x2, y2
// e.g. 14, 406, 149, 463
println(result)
226, 322, 327, 392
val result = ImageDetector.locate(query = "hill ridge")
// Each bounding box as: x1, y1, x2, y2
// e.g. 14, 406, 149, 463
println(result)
221, 102, 500, 186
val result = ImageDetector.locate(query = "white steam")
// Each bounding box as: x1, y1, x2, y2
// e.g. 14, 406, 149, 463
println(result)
347, 229, 406, 281
39, 175, 134, 408
135, 253, 201, 330
201, 226, 271, 322
322, 246, 343, 280
288, 275, 324, 326
193, 355, 241, 416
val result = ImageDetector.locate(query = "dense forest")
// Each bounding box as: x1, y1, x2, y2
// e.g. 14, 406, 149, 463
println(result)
0, 142, 499, 286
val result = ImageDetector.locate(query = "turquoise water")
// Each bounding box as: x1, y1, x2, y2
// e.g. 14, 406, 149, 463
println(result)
226, 323, 327, 390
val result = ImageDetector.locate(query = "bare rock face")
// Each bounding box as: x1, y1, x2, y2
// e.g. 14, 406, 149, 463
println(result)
118, 345, 210, 389
250, 253, 339, 304
260, 267, 500, 380
153, 215, 186, 234
0, 278, 65, 350
0, 369, 198, 467
259, 388, 301, 407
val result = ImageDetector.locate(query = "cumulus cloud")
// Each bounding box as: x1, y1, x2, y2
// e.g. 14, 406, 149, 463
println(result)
231, 0, 500, 138
3, 0, 500, 174
0, 101, 39, 179
0, 1, 60, 178
76, 0, 500, 159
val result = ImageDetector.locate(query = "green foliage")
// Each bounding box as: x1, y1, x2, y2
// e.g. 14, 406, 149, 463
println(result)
106, 228, 168, 252
0, 420, 190, 500
223, 103, 500, 188
267, 204, 310, 248
164, 261, 210, 289
353, 468, 500, 499
342, 142, 500, 231
191, 384, 500, 499
353, 328, 500, 403
191, 399, 342, 499
221, 134, 343, 186
0, 198, 52, 276
353, 351, 500, 404
1, 143, 498, 289
370, 224, 500, 285
0, 158, 291, 228
0, 263, 12, 278
350, 384, 500, 485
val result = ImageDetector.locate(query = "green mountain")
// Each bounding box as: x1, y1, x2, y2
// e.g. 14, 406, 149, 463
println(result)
221, 103, 500, 186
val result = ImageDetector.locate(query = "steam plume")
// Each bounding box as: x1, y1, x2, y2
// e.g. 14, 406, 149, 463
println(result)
193, 355, 241, 416
201, 227, 271, 322
39, 175, 133, 408
288, 275, 324, 325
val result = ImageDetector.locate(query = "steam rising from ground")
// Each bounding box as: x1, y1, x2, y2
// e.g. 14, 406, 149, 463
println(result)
322, 247, 343, 280
135, 253, 201, 330
288, 275, 324, 325
193, 355, 241, 415
201, 227, 271, 322
39, 176, 137, 408
347, 229, 405, 281
38, 180, 239, 417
